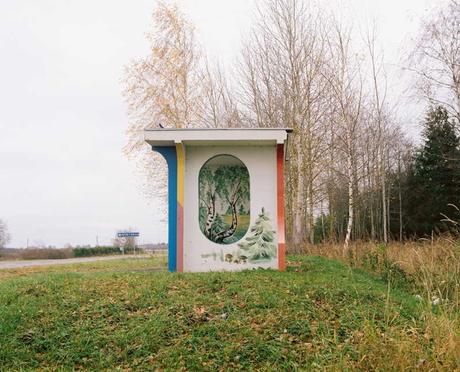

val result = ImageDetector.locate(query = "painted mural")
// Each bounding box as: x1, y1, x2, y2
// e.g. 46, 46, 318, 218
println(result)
201, 208, 277, 264
199, 154, 250, 244
237, 207, 277, 262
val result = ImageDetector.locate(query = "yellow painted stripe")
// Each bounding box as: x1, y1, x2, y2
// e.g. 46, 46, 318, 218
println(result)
176, 143, 184, 205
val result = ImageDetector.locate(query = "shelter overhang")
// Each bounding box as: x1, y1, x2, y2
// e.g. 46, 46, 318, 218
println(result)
144, 128, 292, 147
144, 127, 292, 272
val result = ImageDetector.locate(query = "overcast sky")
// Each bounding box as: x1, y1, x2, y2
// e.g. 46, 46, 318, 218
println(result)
0, 0, 438, 248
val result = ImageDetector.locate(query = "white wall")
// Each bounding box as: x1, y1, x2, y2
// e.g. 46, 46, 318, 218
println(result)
183, 145, 278, 272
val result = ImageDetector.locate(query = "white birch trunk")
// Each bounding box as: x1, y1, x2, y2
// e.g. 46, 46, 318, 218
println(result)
344, 132, 354, 252
380, 149, 388, 244
293, 138, 304, 246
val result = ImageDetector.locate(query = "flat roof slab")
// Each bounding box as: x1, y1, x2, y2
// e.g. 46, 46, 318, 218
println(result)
144, 128, 292, 147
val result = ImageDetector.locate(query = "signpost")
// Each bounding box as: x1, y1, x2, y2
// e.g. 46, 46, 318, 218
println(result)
117, 232, 140, 238
117, 232, 140, 254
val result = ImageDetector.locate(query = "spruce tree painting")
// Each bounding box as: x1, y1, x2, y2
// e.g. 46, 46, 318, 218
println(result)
238, 208, 277, 262
406, 106, 460, 235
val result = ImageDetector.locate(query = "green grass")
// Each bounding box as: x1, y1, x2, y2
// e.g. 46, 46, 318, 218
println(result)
0, 255, 456, 370
0, 254, 167, 281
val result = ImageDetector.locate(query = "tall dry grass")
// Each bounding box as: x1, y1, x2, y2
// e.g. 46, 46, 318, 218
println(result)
301, 239, 460, 368
302, 239, 460, 310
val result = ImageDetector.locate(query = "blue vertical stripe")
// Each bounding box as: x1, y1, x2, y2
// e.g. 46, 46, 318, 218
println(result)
153, 146, 177, 272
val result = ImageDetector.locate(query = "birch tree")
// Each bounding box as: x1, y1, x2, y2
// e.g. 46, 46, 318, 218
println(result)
325, 20, 364, 251
122, 2, 204, 203
409, 0, 460, 122
201, 63, 242, 128
239, 0, 329, 247
366, 27, 390, 243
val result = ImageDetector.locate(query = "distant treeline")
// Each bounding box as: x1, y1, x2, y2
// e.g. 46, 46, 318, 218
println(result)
0, 245, 168, 261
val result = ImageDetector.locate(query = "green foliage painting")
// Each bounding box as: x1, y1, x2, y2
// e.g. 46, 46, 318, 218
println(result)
238, 208, 277, 262
199, 155, 250, 244
201, 208, 277, 264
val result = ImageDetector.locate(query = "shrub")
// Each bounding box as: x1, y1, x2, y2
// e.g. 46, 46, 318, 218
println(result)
11, 248, 74, 260
73, 246, 122, 257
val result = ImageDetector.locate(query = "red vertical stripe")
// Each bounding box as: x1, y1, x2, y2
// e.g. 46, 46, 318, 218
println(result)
277, 144, 286, 271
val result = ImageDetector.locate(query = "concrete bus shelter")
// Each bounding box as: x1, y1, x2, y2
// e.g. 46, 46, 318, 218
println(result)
144, 128, 291, 272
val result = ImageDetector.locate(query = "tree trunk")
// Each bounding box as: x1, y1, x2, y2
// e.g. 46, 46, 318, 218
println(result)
204, 194, 216, 238
321, 202, 326, 243
215, 202, 238, 242
293, 134, 304, 247
308, 183, 315, 244
380, 149, 388, 244
398, 155, 403, 241
387, 181, 391, 241
344, 177, 354, 252
344, 138, 354, 253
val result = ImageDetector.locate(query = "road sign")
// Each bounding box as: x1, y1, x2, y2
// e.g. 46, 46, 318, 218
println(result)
117, 232, 140, 238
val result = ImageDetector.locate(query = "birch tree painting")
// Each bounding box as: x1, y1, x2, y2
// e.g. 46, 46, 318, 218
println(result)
199, 155, 250, 244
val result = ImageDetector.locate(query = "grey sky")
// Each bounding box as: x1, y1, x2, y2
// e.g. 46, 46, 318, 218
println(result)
0, 0, 437, 247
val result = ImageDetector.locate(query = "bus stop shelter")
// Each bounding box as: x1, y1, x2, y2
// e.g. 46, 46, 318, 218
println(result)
144, 128, 291, 272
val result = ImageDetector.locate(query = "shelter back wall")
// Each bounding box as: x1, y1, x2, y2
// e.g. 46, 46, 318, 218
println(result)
184, 145, 278, 272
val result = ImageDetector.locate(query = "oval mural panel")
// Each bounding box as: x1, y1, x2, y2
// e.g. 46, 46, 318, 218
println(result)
199, 154, 250, 244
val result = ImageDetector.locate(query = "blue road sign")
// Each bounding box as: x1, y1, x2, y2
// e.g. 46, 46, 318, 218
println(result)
117, 232, 140, 238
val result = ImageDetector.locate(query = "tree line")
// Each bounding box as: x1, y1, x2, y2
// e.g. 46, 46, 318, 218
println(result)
122, 0, 460, 249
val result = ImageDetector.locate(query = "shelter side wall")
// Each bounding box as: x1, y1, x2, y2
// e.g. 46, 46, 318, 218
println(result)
152, 146, 177, 272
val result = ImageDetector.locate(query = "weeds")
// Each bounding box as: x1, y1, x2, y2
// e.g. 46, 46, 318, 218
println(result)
302, 239, 460, 308
302, 239, 460, 370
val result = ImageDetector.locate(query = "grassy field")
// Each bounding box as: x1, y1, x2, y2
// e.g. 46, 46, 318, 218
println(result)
0, 252, 458, 370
